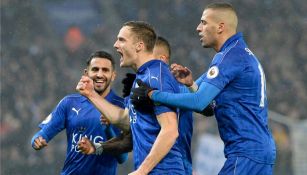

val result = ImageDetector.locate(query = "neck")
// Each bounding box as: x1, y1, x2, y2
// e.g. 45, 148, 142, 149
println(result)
99, 86, 111, 98
133, 52, 154, 71
215, 31, 236, 52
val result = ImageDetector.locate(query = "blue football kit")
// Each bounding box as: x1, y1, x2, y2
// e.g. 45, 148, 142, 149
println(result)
127, 60, 185, 174
178, 85, 194, 175
31, 90, 126, 175
151, 33, 276, 174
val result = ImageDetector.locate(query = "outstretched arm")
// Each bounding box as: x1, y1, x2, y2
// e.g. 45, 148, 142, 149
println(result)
170, 64, 214, 115
131, 79, 220, 112
101, 131, 133, 155
150, 82, 220, 112
78, 131, 132, 164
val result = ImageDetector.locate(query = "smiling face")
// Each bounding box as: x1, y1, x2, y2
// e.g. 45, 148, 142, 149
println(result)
85, 57, 115, 95
196, 9, 220, 50
113, 26, 138, 68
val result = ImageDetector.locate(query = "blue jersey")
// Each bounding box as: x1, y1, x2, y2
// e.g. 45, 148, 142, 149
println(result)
128, 60, 185, 174
178, 85, 194, 175
201, 33, 276, 164
38, 90, 125, 175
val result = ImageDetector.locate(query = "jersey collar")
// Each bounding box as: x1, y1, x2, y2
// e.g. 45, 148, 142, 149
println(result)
137, 59, 164, 74
219, 32, 243, 52
80, 90, 115, 103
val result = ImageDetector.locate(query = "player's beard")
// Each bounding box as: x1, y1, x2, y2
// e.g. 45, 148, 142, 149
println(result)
94, 80, 110, 95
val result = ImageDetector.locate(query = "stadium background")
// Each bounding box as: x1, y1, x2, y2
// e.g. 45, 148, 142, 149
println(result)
1, 0, 306, 174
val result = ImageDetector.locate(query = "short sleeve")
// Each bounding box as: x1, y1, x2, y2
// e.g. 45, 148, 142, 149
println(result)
204, 49, 245, 90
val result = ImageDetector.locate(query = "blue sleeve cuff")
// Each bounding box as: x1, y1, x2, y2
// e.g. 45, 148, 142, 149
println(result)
31, 130, 49, 148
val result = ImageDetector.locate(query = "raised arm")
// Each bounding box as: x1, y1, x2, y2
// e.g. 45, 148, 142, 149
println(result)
78, 131, 132, 164
76, 76, 130, 131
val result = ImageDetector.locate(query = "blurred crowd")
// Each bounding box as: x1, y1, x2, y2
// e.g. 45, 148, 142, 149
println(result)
1, 0, 306, 174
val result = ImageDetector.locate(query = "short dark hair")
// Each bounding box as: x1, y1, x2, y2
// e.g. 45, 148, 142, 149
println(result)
123, 21, 157, 52
86, 51, 115, 69
205, 2, 236, 12
156, 36, 171, 59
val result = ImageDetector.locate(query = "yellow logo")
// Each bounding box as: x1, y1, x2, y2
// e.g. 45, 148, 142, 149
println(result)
207, 66, 219, 79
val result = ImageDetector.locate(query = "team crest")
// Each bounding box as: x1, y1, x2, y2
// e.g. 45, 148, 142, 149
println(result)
207, 66, 219, 79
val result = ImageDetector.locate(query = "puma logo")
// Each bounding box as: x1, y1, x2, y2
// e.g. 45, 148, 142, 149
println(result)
151, 76, 159, 81
72, 107, 81, 115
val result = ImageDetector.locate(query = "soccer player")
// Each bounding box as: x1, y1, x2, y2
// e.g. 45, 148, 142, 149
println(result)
76, 21, 185, 174
154, 36, 194, 175
131, 3, 276, 175
77, 36, 195, 174
31, 51, 127, 175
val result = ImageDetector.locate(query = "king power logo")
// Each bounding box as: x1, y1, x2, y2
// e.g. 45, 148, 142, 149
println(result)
71, 133, 104, 152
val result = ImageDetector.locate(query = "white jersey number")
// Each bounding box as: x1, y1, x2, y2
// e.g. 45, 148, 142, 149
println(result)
246, 47, 266, 107
258, 64, 266, 107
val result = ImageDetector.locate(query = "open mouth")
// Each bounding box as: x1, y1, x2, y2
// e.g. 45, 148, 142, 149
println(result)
116, 50, 123, 57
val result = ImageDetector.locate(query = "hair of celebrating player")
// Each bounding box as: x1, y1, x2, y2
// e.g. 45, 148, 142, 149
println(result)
123, 21, 157, 53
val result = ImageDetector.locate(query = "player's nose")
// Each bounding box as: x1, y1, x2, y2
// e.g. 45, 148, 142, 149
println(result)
113, 40, 119, 49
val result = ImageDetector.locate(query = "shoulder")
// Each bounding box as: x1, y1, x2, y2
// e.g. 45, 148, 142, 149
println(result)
147, 60, 169, 74
219, 47, 249, 65
107, 90, 125, 108
146, 61, 172, 82
57, 93, 86, 106
63, 93, 86, 102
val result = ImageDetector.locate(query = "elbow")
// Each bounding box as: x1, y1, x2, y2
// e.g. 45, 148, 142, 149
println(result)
161, 126, 179, 143
167, 128, 179, 142
110, 109, 127, 125
193, 99, 211, 112
194, 104, 206, 113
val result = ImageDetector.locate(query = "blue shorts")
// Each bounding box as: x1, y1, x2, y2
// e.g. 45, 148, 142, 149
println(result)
218, 156, 273, 175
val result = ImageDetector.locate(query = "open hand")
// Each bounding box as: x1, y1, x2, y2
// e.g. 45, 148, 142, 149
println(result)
170, 63, 193, 86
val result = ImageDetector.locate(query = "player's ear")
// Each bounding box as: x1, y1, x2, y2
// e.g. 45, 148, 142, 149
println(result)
83, 69, 88, 75
111, 71, 116, 82
217, 22, 225, 34
160, 55, 169, 65
136, 42, 144, 52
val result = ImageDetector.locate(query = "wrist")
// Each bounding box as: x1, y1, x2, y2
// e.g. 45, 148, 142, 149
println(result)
137, 166, 149, 175
188, 81, 198, 92
148, 90, 154, 99
88, 91, 99, 100
94, 142, 104, 155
